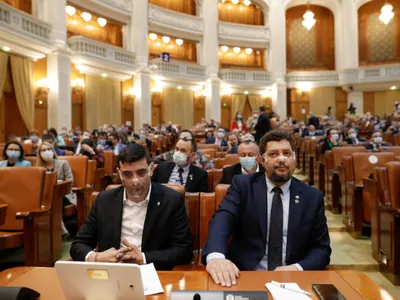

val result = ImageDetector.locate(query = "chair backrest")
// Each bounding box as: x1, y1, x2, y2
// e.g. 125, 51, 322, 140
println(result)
164, 184, 185, 196
106, 184, 121, 191
380, 146, 400, 156
198, 149, 216, 159
86, 160, 97, 186
213, 169, 223, 190
199, 192, 216, 249
215, 184, 229, 208
352, 152, 395, 185
25, 156, 37, 166
386, 161, 400, 208
197, 144, 218, 151
225, 154, 239, 166
206, 170, 213, 192
103, 151, 114, 176
0, 167, 46, 230
21, 143, 33, 155
59, 156, 88, 188
90, 191, 99, 208
184, 192, 200, 252
332, 147, 366, 171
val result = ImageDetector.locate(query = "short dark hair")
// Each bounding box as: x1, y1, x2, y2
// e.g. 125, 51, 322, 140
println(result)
42, 134, 55, 142
3, 141, 24, 161
98, 131, 107, 138
178, 129, 197, 152
259, 130, 296, 155
259, 106, 266, 112
48, 128, 58, 137
109, 133, 120, 141
80, 138, 94, 148
118, 143, 151, 166
326, 128, 337, 137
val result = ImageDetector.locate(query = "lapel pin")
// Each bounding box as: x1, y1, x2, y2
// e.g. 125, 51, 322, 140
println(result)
295, 195, 300, 204
189, 174, 193, 180
157, 202, 161, 207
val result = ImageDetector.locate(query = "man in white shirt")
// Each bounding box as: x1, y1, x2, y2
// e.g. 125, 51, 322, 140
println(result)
202, 130, 331, 286
70, 143, 193, 270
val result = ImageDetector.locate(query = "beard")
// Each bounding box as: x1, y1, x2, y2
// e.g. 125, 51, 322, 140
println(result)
127, 183, 147, 199
269, 162, 292, 184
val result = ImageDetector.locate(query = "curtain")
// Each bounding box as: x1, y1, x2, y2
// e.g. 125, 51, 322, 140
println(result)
10, 55, 34, 131
231, 94, 247, 119
0, 52, 8, 106
85, 75, 121, 130
248, 94, 262, 111
163, 88, 193, 129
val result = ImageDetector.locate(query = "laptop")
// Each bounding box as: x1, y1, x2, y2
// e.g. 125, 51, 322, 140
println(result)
55, 261, 145, 300
170, 291, 268, 300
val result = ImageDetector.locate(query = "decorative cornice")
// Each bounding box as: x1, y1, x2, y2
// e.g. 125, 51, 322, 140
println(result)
97, 0, 131, 12
218, 21, 269, 47
219, 69, 272, 87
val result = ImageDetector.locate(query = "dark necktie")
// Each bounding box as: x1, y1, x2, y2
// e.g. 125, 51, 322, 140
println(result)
178, 168, 184, 185
268, 186, 283, 271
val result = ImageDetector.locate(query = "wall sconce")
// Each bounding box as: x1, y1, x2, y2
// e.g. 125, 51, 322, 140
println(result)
71, 78, 85, 92
128, 88, 136, 100
152, 80, 164, 93
193, 86, 206, 97
261, 88, 273, 98
297, 82, 312, 95
221, 85, 233, 96
35, 78, 49, 96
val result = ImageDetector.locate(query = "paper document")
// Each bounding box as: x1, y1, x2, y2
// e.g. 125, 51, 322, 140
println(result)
139, 263, 164, 296
266, 282, 312, 300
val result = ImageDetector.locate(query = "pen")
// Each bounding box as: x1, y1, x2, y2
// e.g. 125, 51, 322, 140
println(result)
271, 281, 312, 296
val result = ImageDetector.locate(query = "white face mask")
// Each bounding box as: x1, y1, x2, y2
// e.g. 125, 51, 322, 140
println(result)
253, 114, 258, 118
332, 134, 339, 141
217, 132, 225, 139
173, 151, 188, 167
350, 133, 357, 139
41, 150, 54, 161
373, 137, 383, 144
239, 156, 257, 171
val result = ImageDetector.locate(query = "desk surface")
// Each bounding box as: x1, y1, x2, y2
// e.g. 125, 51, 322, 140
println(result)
0, 267, 394, 300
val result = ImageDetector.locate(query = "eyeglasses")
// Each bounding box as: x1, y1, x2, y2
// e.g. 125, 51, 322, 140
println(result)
119, 168, 150, 180
263, 150, 295, 160
179, 137, 192, 142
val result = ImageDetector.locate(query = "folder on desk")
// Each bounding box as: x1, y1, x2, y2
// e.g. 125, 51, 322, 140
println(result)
265, 283, 311, 300
171, 291, 268, 300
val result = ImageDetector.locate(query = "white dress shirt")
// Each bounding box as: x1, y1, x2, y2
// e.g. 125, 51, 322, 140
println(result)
206, 177, 303, 271
241, 165, 259, 175
168, 163, 190, 186
85, 185, 152, 263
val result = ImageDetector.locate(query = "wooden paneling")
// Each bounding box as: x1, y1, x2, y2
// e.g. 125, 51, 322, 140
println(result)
151, 93, 163, 127
66, 5, 123, 47
71, 64, 85, 130
149, 0, 196, 15
121, 78, 134, 127
219, 47, 265, 70
335, 87, 348, 121
2, 0, 31, 14
3, 92, 27, 138
193, 95, 205, 125
32, 58, 47, 132
148, 35, 197, 63
288, 89, 310, 122
218, 1, 264, 26
363, 92, 375, 115
221, 95, 232, 129
286, 5, 335, 71
358, 0, 400, 66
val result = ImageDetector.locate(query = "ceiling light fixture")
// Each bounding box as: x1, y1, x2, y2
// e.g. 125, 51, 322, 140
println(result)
245, 48, 253, 55
101, 73, 108, 78
232, 0, 239, 4
233, 47, 241, 54
379, 1, 395, 25
302, 3, 316, 30
244, 0, 251, 6
221, 46, 229, 52
97, 17, 107, 27
177, 86, 182, 90
244, 91, 249, 95
1, 46, 10, 52
176, 39, 183, 46
162, 36, 170, 44
65, 5, 76, 17
149, 33, 158, 41
81, 12, 92, 22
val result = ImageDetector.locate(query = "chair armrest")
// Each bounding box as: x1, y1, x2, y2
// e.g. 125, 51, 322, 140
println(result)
379, 204, 400, 215
16, 207, 50, 220
362, 177, 376, 193
0, 204, 7, 226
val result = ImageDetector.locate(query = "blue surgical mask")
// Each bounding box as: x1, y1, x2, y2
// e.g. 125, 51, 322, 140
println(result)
217, 132, 225, 139
140, 134, 146, 141
98, 139, 106, 145
239, 156, 257, 171
6, 150, 20, 161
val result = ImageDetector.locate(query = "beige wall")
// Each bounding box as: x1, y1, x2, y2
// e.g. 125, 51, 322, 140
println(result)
309, 87, 336, 117
374, 90, 400, 116
163, 88, 194, 129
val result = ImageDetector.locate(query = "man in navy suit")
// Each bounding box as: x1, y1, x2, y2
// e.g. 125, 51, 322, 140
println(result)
202, 130, 331, 287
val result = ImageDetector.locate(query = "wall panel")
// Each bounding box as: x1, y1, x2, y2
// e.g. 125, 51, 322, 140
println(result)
149, 0, 196, 15
218, 1, 264, 25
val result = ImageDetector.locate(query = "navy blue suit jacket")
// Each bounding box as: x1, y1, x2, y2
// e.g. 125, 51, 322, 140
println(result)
202, 172, 331, 270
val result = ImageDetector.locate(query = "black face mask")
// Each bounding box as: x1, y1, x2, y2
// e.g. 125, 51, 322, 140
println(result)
106, 140, 113, 146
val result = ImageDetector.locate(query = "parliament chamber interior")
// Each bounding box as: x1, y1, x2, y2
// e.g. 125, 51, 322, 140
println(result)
1, 0, 400, 299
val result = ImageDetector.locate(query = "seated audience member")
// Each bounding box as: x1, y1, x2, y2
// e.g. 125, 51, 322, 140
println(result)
227, 133, 240, 154
240, 133, 255, 143
96, 131, 108, 150
7, 133, 21, 142
36, 142, 74, 236
386, 120, 400, 135
42, 129, 49, 136
152, 137, 208, 193
308, 112, 320, 129
344, 128, 366, 145
137, 129, 152, 149
302, 125, 324, 139
48, 128, 65, 146
70, 143, 192, 270
80, 138, 105, 168
153, 130, 212, 169
220, 141, 264, 184
230, 112, 247, 132
203, 130, 331, 286
206, 128, 228, 147
321, 128, 341, 155
0, 141, 31, 167
205, 131, 214, 142
365, 130, 391, 151
24, 130, 42, 149
207, 119, 217, 128
34, 134, 66, 156
105, 132, 125, 155
247, 110, 259, 135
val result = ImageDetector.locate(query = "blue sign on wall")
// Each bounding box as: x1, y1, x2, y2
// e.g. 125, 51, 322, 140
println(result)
161, 52, 170, 62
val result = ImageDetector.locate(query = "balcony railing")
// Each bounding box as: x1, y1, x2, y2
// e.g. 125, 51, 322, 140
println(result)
150, 58, 206, 80
286, 71, 339, 87
339, 64, 400, 85
68, 36, 135, 67
0, 1, 51, 44
218, 21, 269, 44
219, 69, 271, 85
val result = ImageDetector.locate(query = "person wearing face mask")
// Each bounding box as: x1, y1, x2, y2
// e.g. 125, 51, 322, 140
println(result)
0, 141, 31, 167
345, 128, 366, 145
302, 125, 324, 139
203, 130, 331, 287
36, 142, 74, 237
104, 133, 125, 155
80, 138, 104, 168
96, 131, 108, 150
24, 130, 42, 150
220, 141, 265, 184
135, 129, 152, 149
151, 137, 208, 193
321, 128, 341, 155
230, 112, 247, 132
206, 128, 228, 147
33, 134, 66, 156
227, 133, 240, 154
365, 131, 391, 151
48, 128, 65, 147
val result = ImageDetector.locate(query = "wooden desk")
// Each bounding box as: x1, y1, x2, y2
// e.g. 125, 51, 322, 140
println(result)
0, 267, 208, 300
208, 271, 395, 300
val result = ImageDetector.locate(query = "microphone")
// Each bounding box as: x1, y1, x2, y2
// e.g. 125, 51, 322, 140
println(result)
193, 293, 201, 300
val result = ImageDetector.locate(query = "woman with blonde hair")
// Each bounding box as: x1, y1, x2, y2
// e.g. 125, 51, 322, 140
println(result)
36, 142, 74, 237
